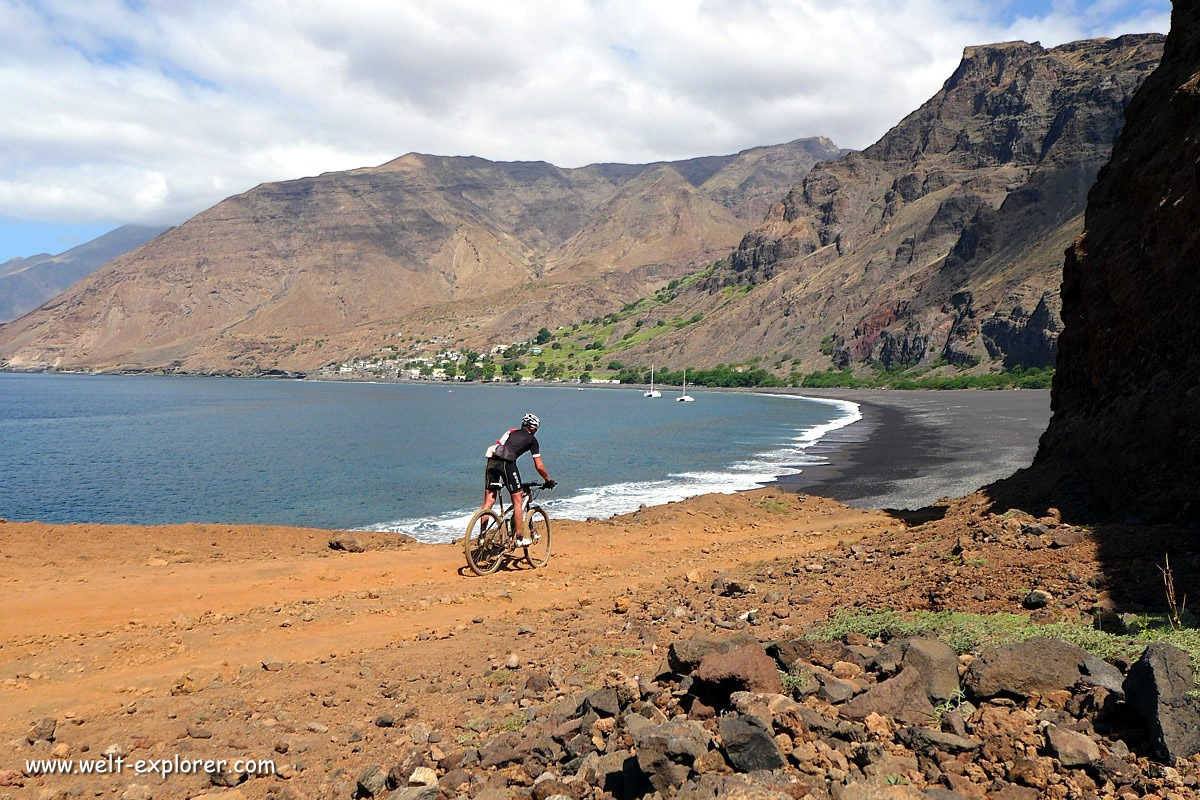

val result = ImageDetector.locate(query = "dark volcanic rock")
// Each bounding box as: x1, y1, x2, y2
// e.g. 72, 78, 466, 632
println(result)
633, 720, 711, 792
839, 667, 936, 725
963, 638, 1090, 699
718, 714, 785, 772
1029, 1, 1200, 520
1123, 642, 1200, 762
888, 638, 961, 703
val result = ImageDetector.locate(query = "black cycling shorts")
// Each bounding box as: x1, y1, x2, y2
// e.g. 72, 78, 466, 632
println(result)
485, 457, 522, 495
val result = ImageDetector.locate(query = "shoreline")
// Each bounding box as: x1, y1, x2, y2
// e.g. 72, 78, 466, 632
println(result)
769, 388, 1052, 510
1, 371, 1050, 527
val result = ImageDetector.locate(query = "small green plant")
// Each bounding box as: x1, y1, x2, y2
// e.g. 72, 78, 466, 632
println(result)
499, 714, 526, 732
485, 668, 517, 686
885, 775, 910, 786
932, 687, 968, 724
754, 498, 792, 514
779, 669, 814, 694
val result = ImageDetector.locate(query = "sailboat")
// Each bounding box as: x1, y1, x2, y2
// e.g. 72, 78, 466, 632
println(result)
644, 365, 661, 398
676, 368, 695, 402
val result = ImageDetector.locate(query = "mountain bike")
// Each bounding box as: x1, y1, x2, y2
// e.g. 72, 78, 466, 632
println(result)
463, 481, 552, 575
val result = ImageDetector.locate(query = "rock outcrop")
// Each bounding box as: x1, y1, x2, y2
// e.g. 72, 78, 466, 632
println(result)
1028, 1, 1200, 521
620, 35, 1164, 374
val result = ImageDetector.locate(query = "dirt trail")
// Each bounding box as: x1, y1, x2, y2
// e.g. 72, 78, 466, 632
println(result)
0, 492, 889, 732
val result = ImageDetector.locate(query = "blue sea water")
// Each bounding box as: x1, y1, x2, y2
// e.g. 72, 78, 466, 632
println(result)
0, 373, 859, 542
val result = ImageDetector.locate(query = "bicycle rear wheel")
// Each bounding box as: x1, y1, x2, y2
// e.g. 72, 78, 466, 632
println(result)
464, 508, 506, 575
523, 507, 551, 568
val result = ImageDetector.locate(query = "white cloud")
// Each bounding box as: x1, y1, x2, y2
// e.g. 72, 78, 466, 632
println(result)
0, 0, 1170, 226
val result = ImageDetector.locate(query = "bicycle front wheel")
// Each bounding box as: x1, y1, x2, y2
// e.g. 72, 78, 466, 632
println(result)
464, 508, 506, 576
524, 506, 551, 568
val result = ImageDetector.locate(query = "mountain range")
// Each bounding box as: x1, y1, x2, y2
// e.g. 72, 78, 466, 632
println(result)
0, 225, 167, 324
0, 33, 1167, 378
0, 140, 844, 374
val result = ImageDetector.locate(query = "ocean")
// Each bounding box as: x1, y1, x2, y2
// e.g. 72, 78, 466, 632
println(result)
0, 373, 859, 542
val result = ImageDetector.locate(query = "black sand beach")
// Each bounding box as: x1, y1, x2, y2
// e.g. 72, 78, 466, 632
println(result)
772, 389, 1052, 511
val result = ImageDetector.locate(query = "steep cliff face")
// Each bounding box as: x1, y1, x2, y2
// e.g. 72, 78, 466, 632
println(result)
624, 35, 1163, 373
0, 140, 841, 374
1030, 2, 1200, 520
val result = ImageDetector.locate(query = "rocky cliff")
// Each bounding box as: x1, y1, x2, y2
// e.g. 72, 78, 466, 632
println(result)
1028, 2, 1200, 521
619, 35, 1164, 374
0, 139, 842, 374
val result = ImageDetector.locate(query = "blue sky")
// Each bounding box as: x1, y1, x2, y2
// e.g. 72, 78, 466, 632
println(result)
0, 0, 1171, 262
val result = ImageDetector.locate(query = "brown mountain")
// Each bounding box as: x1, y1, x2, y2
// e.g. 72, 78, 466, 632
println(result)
0, 225, 167, 323
616, 34, 1164, 374
1018, 2, 1200, 522
0, 139, 842, 374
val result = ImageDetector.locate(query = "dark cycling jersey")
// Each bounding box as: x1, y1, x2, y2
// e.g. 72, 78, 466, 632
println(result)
488, 428, 540, 462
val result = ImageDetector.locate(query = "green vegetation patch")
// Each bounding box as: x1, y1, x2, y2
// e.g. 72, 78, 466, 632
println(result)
753, 498, 792, 514
810, 609, 1200, 676
484, 668, 518, 686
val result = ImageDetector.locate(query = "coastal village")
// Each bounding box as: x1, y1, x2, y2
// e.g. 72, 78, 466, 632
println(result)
320, 336, 619, 386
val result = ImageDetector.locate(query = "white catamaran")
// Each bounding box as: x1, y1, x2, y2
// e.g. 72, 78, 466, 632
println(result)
644, 366, 661, 398
677, 368, 695, 402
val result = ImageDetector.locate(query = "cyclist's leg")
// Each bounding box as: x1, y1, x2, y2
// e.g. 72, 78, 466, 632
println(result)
503, 460, 526, 538
482, 460, 502, 532
512, 489, 525, 537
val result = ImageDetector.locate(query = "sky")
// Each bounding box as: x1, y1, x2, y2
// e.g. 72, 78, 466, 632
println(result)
0, 0, 1170, 262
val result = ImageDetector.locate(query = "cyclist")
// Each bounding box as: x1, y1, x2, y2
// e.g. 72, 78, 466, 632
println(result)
483, 413, 556, 546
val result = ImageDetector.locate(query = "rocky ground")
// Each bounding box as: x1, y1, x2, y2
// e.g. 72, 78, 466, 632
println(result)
2, 490, 1198, 799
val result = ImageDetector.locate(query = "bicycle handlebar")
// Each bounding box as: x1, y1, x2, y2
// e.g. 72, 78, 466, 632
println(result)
521, 481, 552, 491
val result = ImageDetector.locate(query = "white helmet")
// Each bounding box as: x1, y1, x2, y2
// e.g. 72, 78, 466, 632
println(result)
522, 413, 540, 431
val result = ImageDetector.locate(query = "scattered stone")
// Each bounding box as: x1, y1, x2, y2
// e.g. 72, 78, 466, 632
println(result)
187, 724, 213, 739
504, 652, 521, 669
814, 671, 858, 704
711, 577, 754, 597
26, 717, 56, 744
897, 726, 979, 754
892, 639, 960, 703
374, 713, 395, 728
1022, 589, 1053, 609
583, 687, 620, 718
408, 766, 437, 786
668, 632, 759, 674
388, 786, 439, 800
840, 667, 936, 726
120, 785, 153, 800
693, 645, 783, 703
1123, 642, 1200, 762
1044, 724, 1100, 767
718, 714, 785, 772
633, 719, 710, 792
356, 765, 387, 798
963, 638, 1092, 699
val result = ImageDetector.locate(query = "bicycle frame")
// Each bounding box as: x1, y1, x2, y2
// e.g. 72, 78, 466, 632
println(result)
486, 482, 544, 528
